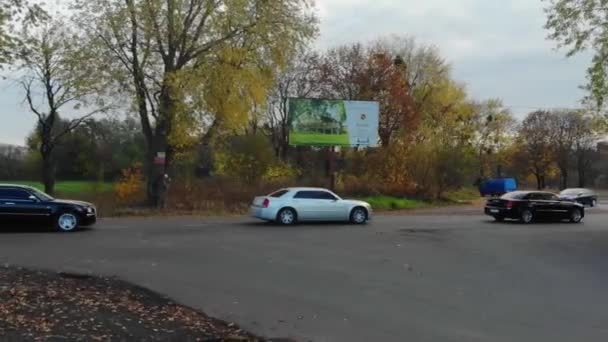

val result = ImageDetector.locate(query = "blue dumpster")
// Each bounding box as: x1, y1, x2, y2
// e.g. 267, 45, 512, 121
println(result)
479, 178, 517, 197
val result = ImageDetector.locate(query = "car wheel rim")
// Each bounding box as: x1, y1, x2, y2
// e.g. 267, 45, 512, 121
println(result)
58, 214, 77, 231
572, 210, 582, 222
354, 210, 366, 223
281, 211, 294, 224
522, 211, 532, 223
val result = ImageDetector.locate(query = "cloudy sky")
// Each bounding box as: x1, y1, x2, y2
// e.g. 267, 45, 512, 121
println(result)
0, 0, 591, 145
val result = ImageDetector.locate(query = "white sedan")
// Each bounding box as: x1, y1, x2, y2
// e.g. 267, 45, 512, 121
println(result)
250, 187, 372, 225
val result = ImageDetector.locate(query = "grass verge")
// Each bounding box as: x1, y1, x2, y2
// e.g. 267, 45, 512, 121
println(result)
357, 196, 431, 211
1, 181, 114, 194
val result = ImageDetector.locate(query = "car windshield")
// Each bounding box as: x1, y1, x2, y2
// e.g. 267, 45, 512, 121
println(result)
29, 187, 54, 201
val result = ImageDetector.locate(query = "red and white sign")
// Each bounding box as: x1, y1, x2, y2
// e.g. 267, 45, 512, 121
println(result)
154, 152, 166, 165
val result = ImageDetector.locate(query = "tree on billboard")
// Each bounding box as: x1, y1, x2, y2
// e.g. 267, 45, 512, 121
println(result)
74, 0, 318, 207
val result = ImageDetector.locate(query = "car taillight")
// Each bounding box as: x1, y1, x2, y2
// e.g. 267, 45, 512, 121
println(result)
263, 199, 270, 208
506, 201, 514, 209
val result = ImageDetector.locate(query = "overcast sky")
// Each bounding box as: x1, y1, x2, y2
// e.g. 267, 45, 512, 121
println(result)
0, 0, 592, 146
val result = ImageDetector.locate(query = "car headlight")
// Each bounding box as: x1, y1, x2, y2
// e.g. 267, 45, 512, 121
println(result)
86, 207, 94, 214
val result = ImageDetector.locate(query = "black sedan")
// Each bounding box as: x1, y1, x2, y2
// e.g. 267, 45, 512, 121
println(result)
0, 184, 97, 232
559, 188, 598, 207
484, 191, 584, 224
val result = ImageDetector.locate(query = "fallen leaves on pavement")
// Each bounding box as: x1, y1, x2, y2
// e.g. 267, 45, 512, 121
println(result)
0, 266, 264, 341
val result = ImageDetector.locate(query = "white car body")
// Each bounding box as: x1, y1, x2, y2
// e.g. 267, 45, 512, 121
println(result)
250, 187, 372, 224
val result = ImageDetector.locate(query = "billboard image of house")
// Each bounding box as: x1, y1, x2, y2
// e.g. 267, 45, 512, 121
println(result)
288, 98, 379, 147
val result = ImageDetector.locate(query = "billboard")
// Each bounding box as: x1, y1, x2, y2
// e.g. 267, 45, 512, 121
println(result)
288, 98, 379, 147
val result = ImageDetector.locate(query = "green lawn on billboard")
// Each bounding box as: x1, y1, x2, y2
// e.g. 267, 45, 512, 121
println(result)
288, 98, 349, 146
289, 133, 350, 146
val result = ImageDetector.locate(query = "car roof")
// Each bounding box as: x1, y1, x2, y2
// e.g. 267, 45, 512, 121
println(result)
504, 191, 557, 197
0, 184, 34, 190
561, 188, 591, 192
285, 187, 333, 192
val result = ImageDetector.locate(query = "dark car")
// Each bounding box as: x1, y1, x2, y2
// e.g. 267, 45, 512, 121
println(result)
484, 191, 584, 224
0, 184, 96, 232
559, 188, 598, 207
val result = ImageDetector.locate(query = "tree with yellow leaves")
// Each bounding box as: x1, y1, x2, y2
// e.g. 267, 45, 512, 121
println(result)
73, 0, 318, 207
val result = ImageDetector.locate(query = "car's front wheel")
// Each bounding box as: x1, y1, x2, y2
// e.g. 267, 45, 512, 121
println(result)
519, 209, 534, 224
56, 212, 79, 232
277, 208, 297, 226
570, 208, 583, 223
350, 207, 368, 225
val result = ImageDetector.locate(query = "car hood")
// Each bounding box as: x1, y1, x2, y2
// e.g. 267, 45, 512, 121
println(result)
52, 199, 94, 207
343, 199, 372, 208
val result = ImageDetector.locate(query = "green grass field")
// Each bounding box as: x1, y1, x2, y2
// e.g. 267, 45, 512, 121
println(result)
2, 181, 114, 194
289, 133, 350, 146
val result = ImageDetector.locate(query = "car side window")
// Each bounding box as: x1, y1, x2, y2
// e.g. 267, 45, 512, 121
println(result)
0, 189, 31, 200
294, 191, 315, 199
317, 191, 338, 201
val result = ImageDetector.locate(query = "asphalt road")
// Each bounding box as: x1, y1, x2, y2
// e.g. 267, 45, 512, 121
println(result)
2, 207, 608, 342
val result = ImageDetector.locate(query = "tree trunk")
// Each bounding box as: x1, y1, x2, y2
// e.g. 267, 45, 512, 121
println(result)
146, 83, 174, 209
577, 154, 586, 188
534, 172, 542, 190
41, 149, 55, 195
559, 167, 568, 190
145, 134, 170, 208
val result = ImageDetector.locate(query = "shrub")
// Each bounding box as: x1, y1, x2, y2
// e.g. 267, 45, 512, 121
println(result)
114, 163, 145, 204
214, 135, 276, 185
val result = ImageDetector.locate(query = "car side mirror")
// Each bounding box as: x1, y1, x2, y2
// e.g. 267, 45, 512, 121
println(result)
28, 195, 39, 202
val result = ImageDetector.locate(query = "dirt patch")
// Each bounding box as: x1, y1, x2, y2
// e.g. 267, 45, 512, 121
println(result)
0, 266, 273, 341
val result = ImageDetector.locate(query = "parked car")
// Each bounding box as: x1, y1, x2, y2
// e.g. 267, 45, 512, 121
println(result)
0, 184, 97, 232
479, 178, 518, 197
251, 187, 372, 225
559, 188, 598, 207
484, 191, 584, 224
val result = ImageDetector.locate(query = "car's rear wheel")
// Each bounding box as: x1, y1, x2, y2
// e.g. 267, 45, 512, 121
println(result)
277, 208, 297, 225
56, 212, 79, 232
519, 209, 534, 224
493, 216, 504, 222
570, 208, 583, 223
350, 207, 368, 225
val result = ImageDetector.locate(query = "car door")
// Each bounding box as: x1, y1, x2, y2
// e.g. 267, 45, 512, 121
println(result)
534, 193, 568, 219
525, 193, 551, 218
316, 191, 349, 221
292, 191, 321, 221
0, 188, 50, 223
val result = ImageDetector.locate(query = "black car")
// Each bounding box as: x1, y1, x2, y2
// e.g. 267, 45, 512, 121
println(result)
0, 184, 97, 232
559, 188, 598, 207
484, 191, 584, 224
